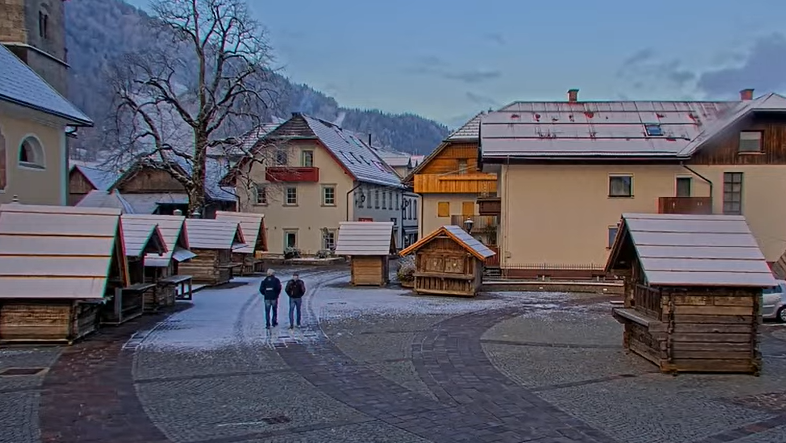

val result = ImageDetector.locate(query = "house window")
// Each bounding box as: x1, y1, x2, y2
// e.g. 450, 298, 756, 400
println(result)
739, 131, 762, 153
608, 175, 632, 197
358, 188, 365, 208
723, 172, 743, 215
285, 186, 297, 205
375, 190, 380, 208
284, 230, 298, 249
382, 191, 387, 209
301, 150, 314, 166
0, 127, 6, 190
409, 199, 414, 219
395, 193, 400, 210
414, 201, 418, 219
676, 177, 692, 197
18, 136, 45, 169
254, 184, 267, 205
276, 149, 288, 165
437, 201, 449, 217
322, 185, 335, 206
644, 124, 663, 136
39, 12, 48, 39
458, 159, 468, 174
322, 229, 336, 250
388, 191, 393, 209
608, 225, 619, 248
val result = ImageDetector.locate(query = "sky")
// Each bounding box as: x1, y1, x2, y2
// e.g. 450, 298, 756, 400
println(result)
126, 0, 786, 128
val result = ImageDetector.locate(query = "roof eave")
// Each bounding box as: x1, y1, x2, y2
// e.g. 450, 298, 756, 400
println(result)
0, 94, 93, 127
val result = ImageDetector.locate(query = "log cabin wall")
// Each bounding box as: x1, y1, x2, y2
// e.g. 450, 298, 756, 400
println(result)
118, 169, 185, 193
68, 169, 95, 205
179, 249, 224, 285
350, 255, 387, 286
413, 237, 479, 296
688, 114, 786, 165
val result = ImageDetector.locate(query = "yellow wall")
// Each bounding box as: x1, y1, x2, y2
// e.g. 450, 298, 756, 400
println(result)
499, 164, 786, 268
238, 140, 353, 255
0, 111, 66, 205
421, 194, 478, 235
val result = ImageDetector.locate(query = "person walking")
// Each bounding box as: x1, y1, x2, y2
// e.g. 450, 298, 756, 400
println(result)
285, 272, 306, 329
260, 269, 282, 329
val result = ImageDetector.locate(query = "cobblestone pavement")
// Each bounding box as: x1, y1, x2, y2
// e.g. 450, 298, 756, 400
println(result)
10, 266, 786, 442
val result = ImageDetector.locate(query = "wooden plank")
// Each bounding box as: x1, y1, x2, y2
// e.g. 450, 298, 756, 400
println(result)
669, 305, 753, 316
673, 314, 754, 324
671, 350, 753, 359
671, 342, 752, 351
673, 324, 754, 334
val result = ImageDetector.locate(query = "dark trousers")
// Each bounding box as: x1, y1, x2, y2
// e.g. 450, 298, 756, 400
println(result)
289, 298, 302, 326
264, 299, 278, 326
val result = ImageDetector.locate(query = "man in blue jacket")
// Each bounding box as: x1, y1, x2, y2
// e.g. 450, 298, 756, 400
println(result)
260, 269, 282, 329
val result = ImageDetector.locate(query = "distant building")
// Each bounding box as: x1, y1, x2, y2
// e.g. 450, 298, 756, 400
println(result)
226, 112, 417, 255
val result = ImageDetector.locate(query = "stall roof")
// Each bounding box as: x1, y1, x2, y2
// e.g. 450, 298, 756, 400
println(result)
120, 215, 168, 258
606, 213, 776, 287
334, 221, 395, 256
123, 215, 195, 267
76, 190, 135, 213
185, 219, 246, 250
0, 204, 128, 299
214, 211, 266, 254
400, 225, 496, 260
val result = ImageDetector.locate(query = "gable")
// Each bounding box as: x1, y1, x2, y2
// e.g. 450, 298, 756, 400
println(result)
116, 168, 185, 193
69, 168, 96, 194
418, 143, 480, 175
688, 112, 786, 165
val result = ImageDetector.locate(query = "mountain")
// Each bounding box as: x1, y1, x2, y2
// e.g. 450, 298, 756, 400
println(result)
64, 0, 449, 156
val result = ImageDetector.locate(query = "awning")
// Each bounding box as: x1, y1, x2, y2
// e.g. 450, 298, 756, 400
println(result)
172, 246, 196, 262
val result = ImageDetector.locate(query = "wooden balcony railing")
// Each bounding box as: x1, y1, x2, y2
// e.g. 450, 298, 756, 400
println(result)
633, 284, 663, 319
477, 196, 501, 215
265, 167, 319, 182
450, 215, 498, 232
658, 197, 712, 215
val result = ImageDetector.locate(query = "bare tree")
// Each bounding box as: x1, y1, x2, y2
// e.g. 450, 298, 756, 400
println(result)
104, 0, 278, 214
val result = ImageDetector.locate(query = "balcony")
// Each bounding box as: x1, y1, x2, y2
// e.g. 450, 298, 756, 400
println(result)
477, 196, 501, 215
657, 197, 712, 215
450, 215, 498, 232
414, 173, 497, 194
265, 167, 319, 183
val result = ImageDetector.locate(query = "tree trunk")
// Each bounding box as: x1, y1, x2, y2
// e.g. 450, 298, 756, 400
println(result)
189, 132, 209, 217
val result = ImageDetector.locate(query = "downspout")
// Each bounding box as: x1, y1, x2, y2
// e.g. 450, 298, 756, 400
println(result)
345, 182, 362, 221
681, 163, 713, 203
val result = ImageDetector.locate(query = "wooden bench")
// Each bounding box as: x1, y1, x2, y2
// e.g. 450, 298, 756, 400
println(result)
102, 283, 154, 325
159, 275, 194, 301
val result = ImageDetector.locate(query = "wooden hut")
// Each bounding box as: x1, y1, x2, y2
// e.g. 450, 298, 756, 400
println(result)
334, 221, 395, 286
111, 215, 171, 316
607, 213, 776, 375
399, 225, 496, 297
136, 214, 196, 304
215, 211, 267, 275
0, 204, 130, 343
178, 219, 246, 285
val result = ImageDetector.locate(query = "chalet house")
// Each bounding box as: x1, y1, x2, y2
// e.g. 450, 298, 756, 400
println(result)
405, 112, 499, 262
68, 164, 121, 205
107, 159, 236, 217
0, 45, 92, 205
227, 112, 415, 255
480, 88, 786, 279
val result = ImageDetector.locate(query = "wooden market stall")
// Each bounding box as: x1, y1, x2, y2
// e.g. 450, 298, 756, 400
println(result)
399, 225, 496, 297
136, 214, 196, 303
0, 204, 130, 343
334, 221, 395, 286
108, 215, 170, 318
178, 219, 246, 285
607, 213, 776, 375
215, 211, 267, 275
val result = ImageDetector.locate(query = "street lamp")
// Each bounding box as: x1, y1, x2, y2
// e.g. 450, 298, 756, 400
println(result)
463, 217, 474, 233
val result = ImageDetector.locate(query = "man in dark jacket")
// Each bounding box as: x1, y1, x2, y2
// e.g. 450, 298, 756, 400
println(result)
285, 272, 306, 329
260, 269, 282, 329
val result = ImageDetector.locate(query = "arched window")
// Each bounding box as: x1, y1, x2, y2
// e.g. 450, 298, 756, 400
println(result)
19, 136, 45, 169
0, 126, 6, 190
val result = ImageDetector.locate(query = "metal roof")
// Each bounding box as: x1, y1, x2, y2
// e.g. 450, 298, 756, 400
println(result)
607, 213, 776, 287
0, 45, 92, 126
122, 214, 191, 267
447, 112, 484, 140
334, 222, 394, 255
72, 165, 122, 191
76, 190, 135, 213
120, 215, 168, 258
300, 115, 404, 188
481, 101, 736, 159
399, 225, 496, 260
185, 219, 246, 250
0, 203, 128, 299
120, 193, 189, 214
214, 211, 265, 254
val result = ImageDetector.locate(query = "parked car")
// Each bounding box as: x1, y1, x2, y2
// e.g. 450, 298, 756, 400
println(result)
762, 280, 786, 322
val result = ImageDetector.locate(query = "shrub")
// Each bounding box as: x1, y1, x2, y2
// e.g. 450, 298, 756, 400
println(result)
397, 255, 415, 283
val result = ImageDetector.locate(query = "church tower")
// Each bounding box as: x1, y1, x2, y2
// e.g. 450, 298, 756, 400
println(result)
0, 0, 69, 96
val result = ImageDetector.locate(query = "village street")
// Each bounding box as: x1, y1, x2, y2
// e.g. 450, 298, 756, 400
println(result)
4, 266, 786, 443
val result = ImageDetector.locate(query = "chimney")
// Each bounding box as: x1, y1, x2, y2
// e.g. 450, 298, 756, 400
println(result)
567, 89, 579, 103
740, 89, 754, 101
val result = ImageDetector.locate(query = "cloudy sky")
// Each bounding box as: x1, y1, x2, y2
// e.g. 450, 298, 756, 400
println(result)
127, 0, 786, 127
